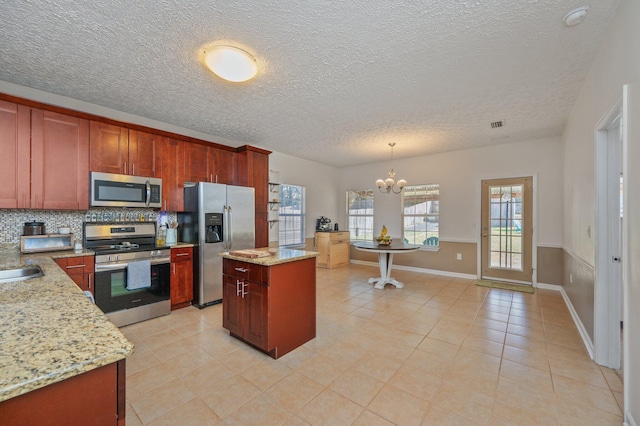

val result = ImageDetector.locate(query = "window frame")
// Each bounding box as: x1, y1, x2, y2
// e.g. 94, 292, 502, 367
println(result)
278, 184, 306, 247
401, 184, 440, 250
346, 189, 374, 242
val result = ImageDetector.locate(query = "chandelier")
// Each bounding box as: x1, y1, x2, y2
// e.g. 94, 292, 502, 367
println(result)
376, 143, 407, 194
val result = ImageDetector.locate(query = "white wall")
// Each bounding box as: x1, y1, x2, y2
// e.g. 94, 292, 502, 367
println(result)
562, 0, 639, 421
268, 152, 340, 240
337, 137, 564, 247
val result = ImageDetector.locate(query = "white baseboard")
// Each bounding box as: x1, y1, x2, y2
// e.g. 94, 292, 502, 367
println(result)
349, 260, 477, 280
534, 282, 562, 291
557, 286, 595, 360
625, 410, 637, 426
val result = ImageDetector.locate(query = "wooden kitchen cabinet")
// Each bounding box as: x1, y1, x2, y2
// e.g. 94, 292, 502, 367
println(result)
184, 142, 236, 185
316, 231, 350, 268
222, 257, 316, 359
90, 121, 160, 177
158, 137, 185, 211
0, 100, 30, 209
0, 359, 126, 426
170, 246, 193, 310
55, 255, 95, 296
236, 146, 270, 247
0, 101, 89, 210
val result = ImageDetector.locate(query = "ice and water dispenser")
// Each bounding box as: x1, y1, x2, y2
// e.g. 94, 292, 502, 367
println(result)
205, 213, 223, 243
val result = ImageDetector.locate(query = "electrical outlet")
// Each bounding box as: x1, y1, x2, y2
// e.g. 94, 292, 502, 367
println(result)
569, 273, 573, 284
456, 253, 462, 261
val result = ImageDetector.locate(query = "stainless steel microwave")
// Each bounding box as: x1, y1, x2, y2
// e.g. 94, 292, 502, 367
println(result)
90, 172, 162, 208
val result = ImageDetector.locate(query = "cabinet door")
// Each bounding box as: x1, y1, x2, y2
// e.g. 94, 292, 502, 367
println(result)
184, 143, 210, 183
222, 274, 244, 336
89, 121, 128, 174
0, 101, 30, 208
243, 281, 269, 349
128, 130, 160, 177
31, 109, 90, 210
171, 248, 193, 308
211, 148, 235, 184
160, 137, 185, 211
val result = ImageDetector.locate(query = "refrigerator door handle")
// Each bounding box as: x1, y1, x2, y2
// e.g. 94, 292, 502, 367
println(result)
228, 205, 233, 251
223, 205, 228, 250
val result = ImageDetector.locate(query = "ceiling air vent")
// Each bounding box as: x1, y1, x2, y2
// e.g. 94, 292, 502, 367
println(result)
490, 120, 504, 129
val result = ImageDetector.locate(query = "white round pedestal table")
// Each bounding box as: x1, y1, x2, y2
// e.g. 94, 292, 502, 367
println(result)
353, 242, 420, 289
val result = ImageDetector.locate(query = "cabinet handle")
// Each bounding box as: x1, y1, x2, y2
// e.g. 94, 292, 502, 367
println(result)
172, 263, 176, 274
164, 200, 167, 211
66, 264, 85, 269
88, 273, 92, 290
210, 174, 213, 183
242, 282, 248, 298
131, 163, 135, 175
175, 253, 189, 257
124, 162, 127, 175
235, 267, 249, 273
236, 279, 243, 296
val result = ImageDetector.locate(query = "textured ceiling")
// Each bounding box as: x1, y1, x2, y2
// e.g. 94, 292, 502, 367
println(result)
0, 1, 619, 167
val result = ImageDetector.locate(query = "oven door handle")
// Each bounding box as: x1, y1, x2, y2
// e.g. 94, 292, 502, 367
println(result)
95, 258, 170, 272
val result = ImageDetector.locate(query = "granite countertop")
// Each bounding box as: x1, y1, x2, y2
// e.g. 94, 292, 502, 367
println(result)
0, 245, 134, 402
221, 247, 319, 266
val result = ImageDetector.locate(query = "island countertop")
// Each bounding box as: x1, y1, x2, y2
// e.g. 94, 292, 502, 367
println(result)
221, 247, 319, 266
0, 246, 134, 402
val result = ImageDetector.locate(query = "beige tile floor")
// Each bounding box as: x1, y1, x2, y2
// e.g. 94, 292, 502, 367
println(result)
122, 264, 624, 425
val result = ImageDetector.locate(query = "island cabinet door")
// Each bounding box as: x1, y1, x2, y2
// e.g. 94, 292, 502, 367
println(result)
243, 281, 269, 350
222, 274, 243, 336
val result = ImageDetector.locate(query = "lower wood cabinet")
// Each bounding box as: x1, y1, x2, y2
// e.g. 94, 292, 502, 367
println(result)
0, 359, 126, 426
222, 257, 316, 359
316, 231, 350, 268
54, 255, 95, 296
170, 246, 193, 310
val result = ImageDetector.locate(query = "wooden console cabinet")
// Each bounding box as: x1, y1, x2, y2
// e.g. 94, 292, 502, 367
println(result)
316, 231, 350, 268
222, 256, 316, 359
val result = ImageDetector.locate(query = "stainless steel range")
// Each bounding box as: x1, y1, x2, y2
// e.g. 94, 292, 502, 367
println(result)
84, 222, 171, 327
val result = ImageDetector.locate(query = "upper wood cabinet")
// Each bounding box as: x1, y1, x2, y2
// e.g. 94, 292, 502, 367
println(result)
90, 121, 160, 177
31, 110, 90, 210
184, 143, 236, 185
0, 101, 30, 209
0, 101, 89, 210
158, 137, 185, 212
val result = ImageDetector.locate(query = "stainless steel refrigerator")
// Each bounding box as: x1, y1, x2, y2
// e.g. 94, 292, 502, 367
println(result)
182, 182, 255, 307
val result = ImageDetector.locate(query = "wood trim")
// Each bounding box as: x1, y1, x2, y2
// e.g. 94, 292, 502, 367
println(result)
235, 145, 272, 155
116, 359, 125, 426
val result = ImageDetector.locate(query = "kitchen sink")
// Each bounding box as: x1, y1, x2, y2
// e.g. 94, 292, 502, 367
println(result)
0, 265, 44, 283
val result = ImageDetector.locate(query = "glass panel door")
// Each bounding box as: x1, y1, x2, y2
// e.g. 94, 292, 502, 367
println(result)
481, 177, 532, 283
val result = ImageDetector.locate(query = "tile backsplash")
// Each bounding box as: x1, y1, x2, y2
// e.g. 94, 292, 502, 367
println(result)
0, 209, 176, 245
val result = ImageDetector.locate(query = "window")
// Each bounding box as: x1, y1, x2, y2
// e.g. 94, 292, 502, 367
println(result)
278, 184, 305, 246
402, 184, 439, 246
347, 189, 374, 242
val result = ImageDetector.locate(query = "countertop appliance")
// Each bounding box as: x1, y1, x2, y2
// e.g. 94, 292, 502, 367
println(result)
23, 221, 45, 236
90, 171, 162, 208
84, 222, 171, 327
181, 182, 255, 308
316, 216, 332, 231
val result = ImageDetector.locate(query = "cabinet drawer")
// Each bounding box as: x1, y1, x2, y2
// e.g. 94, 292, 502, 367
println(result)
171, 246, 193, 262
55, 255, 94, 273
223, 259, 266, 283
330, 231, 350, 241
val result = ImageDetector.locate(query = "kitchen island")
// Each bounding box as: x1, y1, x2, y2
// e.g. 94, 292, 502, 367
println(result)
0, 246, 134, 425
221, 247, 318, 359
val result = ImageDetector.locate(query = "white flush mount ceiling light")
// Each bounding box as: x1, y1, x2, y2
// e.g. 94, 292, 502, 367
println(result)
563, 6, 590, 27
203, 45, 258, 82
376, 143, 407, 194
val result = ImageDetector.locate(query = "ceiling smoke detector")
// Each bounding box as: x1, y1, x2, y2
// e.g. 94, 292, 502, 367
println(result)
563, 6, 590, 27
